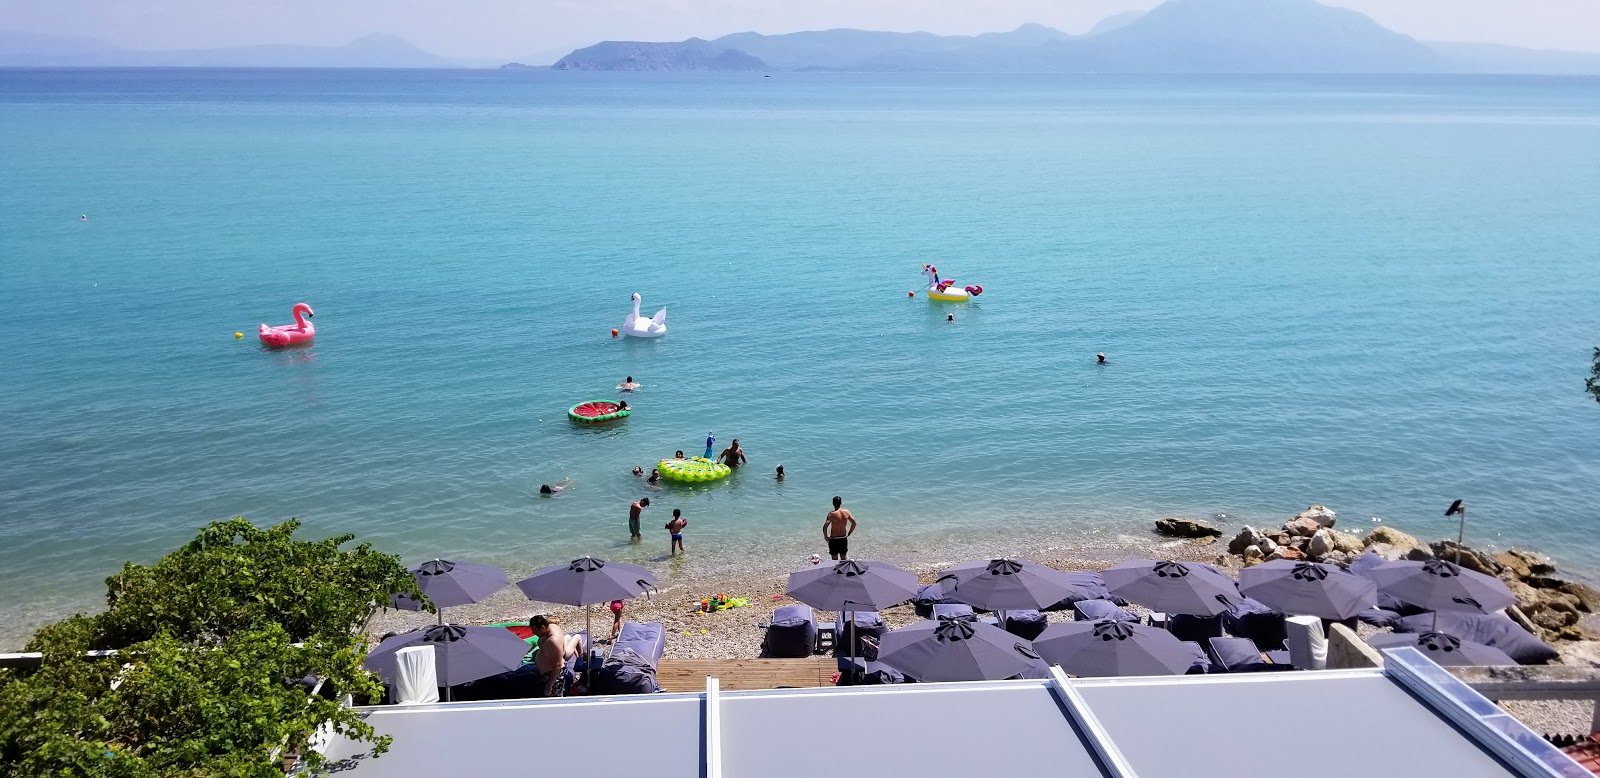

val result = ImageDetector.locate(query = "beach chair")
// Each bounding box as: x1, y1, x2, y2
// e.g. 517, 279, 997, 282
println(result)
1001, 609, 1047, 641
1181, 641, 1214, 674
1223, 597, 1288, 651
913, 581, 963, 619
833, 611, 887, 659
1169, 614, 1225, 645
1206, 637, 1286, 673
590, 622, 664, 695
930, 603, 976, 620
1073, 599, 1136, 623
762, 605, 818, 658
611, 622, 665, 665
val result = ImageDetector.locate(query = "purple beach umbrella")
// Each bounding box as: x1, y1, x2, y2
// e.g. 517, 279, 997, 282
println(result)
364, 624, 531, 701
1102, 559, 1241, 616
391, 559, 509, 623
1364, 559, 1515, 614
1033, 619, 1195, 678
877, 615, 1039, 682
1368, 632, 1516, 667
1238, 561, 1378, 621
787, 560, 917, 677
517, 557, 659, 658
936, 559, 1081, 612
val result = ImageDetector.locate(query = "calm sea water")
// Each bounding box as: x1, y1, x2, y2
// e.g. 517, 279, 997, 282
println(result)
2, 69, 1599, 647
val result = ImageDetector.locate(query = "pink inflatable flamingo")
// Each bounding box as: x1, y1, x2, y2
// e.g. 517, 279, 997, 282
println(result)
258, 303, 315, 347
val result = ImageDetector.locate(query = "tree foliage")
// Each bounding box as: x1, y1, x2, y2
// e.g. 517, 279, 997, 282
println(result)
1588, 347, 1600, 405
0, 518, 424, 777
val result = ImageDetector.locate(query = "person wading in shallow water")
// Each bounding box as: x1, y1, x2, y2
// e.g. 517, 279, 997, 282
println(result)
628, 497, 650, 539
719, 438, 747, 469
823, 496, 857, 561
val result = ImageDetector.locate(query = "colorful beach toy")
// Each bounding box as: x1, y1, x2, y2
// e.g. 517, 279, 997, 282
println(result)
657, 456, 730, 483
568, 400, 630, 424
921, 264, 983, 302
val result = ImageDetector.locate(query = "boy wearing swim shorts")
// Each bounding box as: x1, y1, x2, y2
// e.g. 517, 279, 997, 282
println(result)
666, 509, 687, 555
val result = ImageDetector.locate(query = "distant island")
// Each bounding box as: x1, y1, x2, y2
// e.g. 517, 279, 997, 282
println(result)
547, 0, 1600, 74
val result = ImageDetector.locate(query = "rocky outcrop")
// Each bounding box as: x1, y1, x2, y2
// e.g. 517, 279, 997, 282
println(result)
1363, 526, 1426, 557
1293, 505, 1337, 529
553, 39, 768, 71
1155, 517, 1223, 539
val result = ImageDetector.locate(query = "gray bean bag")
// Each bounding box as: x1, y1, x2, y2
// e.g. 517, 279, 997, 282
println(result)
762, 605, 817, 658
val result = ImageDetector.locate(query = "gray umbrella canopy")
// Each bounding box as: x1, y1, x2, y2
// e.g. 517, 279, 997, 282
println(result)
1238, 561, 1378, 621
877, 616, 1039, 682
1365, 560, 1515, 614
391, 559, 509, 611
786, 560, 917, 612
1102, 559, 1240, 616
364, 624, 530, 689
1033, 619, 1195, 678
1368, 632, 1516, 667
516, 557, 658, 606
936, 559, 1082, 612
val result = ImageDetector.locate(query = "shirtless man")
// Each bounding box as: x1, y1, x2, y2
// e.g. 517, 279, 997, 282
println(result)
718, 438, 748, 469
529, 614, 582, 697
628, 497, 650, 539
823, 496, 857, 561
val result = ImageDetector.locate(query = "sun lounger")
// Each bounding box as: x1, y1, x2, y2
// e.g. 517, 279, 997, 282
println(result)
1207, 636, 1286, 673
611, 622, 665, 665
837, 656, 910, 685
913, 581, 963, 619
1223, 597, 1288, 651
930, 603, 976, 620
762, 605, 818, 658
1044, 571, 1119, 611
833, 611, 887, 659
1073, 599, 1136, 623
1001, 609, 1047, 641
1170, 614, 1225, 645
1181, 641, 1214, 674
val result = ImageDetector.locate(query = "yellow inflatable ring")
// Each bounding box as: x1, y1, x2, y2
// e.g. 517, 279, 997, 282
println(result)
657, 457, 731, 483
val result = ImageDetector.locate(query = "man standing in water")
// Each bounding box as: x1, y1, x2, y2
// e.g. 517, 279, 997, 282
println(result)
718, 438, 747, 469
628, 497, 650, 540
823, 496, 857, 561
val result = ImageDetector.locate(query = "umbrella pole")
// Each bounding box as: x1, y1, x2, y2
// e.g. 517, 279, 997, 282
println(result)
444, 639, 451, 703
1455, 507, 1466, 567
848, 608, 857, 685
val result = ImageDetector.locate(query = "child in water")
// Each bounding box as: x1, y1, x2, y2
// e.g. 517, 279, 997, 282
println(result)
538, 478, 571, 496
665, 509, 687, 555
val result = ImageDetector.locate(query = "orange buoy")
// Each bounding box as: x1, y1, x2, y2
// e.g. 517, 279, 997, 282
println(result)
611, 329, 619, 338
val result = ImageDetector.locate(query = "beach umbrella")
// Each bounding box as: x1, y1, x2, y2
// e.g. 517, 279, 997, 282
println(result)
877, 615, 1039, 682
935, 559, 1083, 612
1101, 559, 1240, 616
1033, 619, 1195, 678
787, 560, 917, 677
390, 559, 509, 624
1368, 632, 1516, 667
1238, 561, 1378, 621
364, 624, 530, 701
517, 557, 658, 655
1364, 559, 1515, 615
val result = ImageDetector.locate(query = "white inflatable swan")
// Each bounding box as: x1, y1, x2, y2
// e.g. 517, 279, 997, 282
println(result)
622, 292, 667, 338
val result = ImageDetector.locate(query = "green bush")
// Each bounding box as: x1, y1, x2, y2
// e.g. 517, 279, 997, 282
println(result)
0, 518, 424, 777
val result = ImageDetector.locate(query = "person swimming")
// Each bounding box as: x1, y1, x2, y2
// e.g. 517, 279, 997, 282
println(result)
539, 478, 571, 496
946, 314, 954, 322
632, 466, 644, 477
647, 468, 661, 483
618, 376, 641, 391
775, 464, 785, 480
674, 450, 685, 460
1096, 352, 1107, 365
617, 400, 630, 411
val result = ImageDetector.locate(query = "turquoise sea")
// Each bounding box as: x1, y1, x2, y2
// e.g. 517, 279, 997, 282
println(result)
2, 69, 1599, 648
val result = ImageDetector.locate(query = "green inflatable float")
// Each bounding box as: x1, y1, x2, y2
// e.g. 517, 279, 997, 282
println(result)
657, 456, 731, 483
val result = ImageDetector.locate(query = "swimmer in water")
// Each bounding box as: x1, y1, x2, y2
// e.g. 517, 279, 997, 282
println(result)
539, 478, 572, 496
632, 466, 644, 477
674, 450, 685, 460
775, 464, 785, 480
618, 376, 641, 391
80, 214, 88, 222
946, 314, 954, 322
617, 400, 630, 411
647, 468, 661, 484
1096, 352, 1107, 365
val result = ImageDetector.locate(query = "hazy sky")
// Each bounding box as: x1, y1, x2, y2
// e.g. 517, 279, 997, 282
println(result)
3, 0, 1597, 61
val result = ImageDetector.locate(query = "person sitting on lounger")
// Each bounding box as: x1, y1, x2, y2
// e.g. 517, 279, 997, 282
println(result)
530, 614, 583, 698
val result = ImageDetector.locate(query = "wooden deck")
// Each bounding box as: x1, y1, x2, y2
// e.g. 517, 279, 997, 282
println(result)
656, 658, 836, 693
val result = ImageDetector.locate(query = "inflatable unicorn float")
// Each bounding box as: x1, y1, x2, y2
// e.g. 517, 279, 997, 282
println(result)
622, 293, 667, 338
920, 264, 984, 302
258, 303, 314, 347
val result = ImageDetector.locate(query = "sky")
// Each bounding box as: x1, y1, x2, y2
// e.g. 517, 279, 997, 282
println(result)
2, 0, 1597, 62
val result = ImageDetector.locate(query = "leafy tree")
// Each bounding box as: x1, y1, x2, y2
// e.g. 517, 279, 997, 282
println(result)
0, 518, 424, 777
1588, 347, 1600, 404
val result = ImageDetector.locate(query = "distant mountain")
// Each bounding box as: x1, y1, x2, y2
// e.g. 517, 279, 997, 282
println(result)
542, 0, 1600, 74
552, 38, 766, 71
1430, 42, 1600, 75
0, 31, 455, 68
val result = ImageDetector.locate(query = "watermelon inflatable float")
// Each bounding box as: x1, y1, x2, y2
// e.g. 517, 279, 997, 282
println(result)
568, 400, 630, 424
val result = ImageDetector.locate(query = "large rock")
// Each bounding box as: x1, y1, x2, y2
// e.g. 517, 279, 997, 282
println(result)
1228, 526, 1262, 555
1258, 536, 1279, 556
1307, 529, 1336, 560
1364, 527, 1423, 555
1494, 550, 1537, 581
1506, 579, 1542, 612
1332, 532, 1365, 556
1266, 546, 1306, 562
1155, 517, 1223, 539
1429, 541, 1503, 577
1559, 582, 1600, 614
1284, 517, 1321, 537
1293, 505, 1338, 529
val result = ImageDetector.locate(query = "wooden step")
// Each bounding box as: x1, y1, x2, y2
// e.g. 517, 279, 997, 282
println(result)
655, 658, 836, 693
